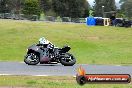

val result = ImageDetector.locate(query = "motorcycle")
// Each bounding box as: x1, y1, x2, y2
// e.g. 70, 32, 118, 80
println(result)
24, 43, 76, 66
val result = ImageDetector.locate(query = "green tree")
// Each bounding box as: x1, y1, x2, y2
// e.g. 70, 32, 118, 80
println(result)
8, 0, 24, 14
0, 0, 9, 13
94, 0, 116, 17
39, 0, 56, 16
39, 0, 51, 12
22, 0, 41, 16
52, 0, 90, 17
0, 0, 24, 13
120, 0, 132, 19
119, 0, 127, 3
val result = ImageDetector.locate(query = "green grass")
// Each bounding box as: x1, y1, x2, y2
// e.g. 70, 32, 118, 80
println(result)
0, 76, 132, 88
0, 19, 132, 65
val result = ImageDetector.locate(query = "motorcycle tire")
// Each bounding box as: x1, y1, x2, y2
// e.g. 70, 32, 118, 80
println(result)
60, 53, 76, 66
24, 53, 40, 65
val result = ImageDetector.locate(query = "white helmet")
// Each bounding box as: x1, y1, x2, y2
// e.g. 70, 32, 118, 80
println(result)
39, 37, 46, 44
39, 37, 49, 44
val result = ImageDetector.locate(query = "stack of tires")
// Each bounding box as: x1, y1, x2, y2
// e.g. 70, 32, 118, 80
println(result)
115, 19, 131, 28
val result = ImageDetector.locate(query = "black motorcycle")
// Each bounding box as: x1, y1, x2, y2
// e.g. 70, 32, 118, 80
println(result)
24, 43, 76, 66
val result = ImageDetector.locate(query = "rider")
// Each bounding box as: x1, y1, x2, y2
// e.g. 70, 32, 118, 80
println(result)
39, 37, 54, 57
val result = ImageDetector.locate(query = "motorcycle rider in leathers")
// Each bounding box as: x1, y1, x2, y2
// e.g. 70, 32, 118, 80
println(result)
39, 37, 54, 58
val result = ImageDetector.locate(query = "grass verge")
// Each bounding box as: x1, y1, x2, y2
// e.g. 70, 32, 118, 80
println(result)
0, 76, 132, 88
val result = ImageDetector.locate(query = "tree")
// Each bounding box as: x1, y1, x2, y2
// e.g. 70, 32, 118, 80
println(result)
39, 0, 51, 12
119, 0, 127, 3
0, 0, 24, 13
39, 0, 56, 16
22, 0, 41, 16
8, 0, 24, 14
52, 0, 90, 17
94, 0, 116, 17
120, 0, 132, 19
0, 0, 9, 13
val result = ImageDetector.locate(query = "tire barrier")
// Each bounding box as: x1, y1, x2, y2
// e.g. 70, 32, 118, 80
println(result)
0, 13, 131, 27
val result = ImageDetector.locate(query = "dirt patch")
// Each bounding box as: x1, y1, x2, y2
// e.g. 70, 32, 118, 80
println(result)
87, 36, 100, 40
80, 35, 100, 40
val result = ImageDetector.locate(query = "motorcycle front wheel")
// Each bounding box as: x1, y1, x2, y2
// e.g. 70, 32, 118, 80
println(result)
60, 53, 76, 66
24, 53, 40, 65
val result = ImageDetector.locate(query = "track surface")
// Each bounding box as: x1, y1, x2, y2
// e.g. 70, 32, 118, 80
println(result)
0, 62, 132, 76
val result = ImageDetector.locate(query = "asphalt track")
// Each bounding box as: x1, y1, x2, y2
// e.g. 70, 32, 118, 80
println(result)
0, 62, 132, 76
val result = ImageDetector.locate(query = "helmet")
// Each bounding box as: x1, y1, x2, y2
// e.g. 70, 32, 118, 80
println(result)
39, 37, 46, 44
